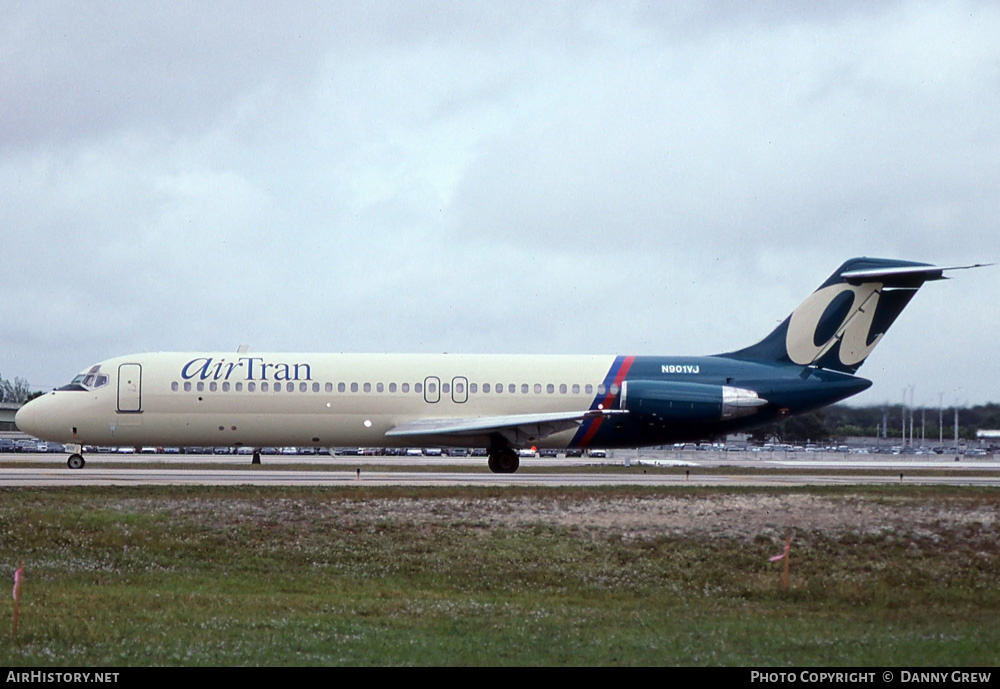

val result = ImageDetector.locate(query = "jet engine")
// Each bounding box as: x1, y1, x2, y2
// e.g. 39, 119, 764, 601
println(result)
620, 380, 767, 422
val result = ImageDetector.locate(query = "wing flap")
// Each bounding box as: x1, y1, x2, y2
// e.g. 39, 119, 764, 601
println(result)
386, 409, 626, 447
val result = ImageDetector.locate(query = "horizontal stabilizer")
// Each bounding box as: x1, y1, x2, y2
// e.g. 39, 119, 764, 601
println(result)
841, 262, 992, 287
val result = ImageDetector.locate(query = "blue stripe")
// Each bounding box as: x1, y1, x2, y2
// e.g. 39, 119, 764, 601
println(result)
568, 355, 626, 448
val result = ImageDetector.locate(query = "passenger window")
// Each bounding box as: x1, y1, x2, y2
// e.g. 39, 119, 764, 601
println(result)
338, 383, 346, 393
559, 384, 567, 394
376, 383, 384, 393
597, 384, 606, 395
585, 384, 593, 394
415, 383, 422, 393
209, 382, 217, 392
325, 383, 333, 392
197, 382, 205, 392
402, 383, 410, 393
441, 383, 449, 394
286, 382, 294, 392
521, 384, 529, 394
533, 383, 542, 394
389, 383, 397, 393
248, 382, 256, 392
508, 384, 516, 393
171, 382, 179, 392
469, 383, 476, 393
546, 384, 554, 394
610, 384, 619, 395
350, 383, 358, 392
236, 382, 243, 392
261, 382, 269, 392
222, 382, 230, 392
184, 381, 192, 392
363, 383, 371, 393
572, 384, 580, 394
483, 383, 491, 393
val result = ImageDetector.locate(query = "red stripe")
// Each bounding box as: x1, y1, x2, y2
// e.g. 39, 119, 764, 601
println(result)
577, 417, 602, 448
610, 355, 635, 395
578, 355, 635, 448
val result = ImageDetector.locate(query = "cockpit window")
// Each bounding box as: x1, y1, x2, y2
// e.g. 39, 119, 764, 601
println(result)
58, 367, 110, 392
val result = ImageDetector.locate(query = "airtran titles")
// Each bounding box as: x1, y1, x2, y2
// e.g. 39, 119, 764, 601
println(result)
181, 357, 312, 382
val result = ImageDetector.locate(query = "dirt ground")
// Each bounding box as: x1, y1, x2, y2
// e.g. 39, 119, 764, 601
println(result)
149, 491, 1000, 543
368, 493, 999, 539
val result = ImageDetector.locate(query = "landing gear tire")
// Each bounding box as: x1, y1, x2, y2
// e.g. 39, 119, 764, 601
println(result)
488, 449, 520, 474
67, 454, 86, 469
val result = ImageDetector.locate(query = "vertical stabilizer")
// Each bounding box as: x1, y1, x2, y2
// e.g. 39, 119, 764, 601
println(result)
720, 258, 965, 374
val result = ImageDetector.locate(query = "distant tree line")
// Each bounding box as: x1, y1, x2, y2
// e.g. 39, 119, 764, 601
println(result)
749, 403, 1000, 443
0, 373, 35, 404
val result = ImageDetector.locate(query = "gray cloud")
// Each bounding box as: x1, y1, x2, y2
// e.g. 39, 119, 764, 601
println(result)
2, 1, 997, 406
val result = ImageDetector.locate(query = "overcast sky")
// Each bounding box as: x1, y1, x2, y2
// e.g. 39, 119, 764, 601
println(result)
3, 1, 997, 408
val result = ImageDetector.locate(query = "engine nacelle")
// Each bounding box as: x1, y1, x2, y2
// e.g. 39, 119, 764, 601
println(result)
621, 380, 767, 422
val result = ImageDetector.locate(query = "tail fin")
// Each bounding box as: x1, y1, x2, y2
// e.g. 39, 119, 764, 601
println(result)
721, 257, 983, 374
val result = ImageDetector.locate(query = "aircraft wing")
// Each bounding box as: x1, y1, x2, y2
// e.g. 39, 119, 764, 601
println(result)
385, 409, 626, 447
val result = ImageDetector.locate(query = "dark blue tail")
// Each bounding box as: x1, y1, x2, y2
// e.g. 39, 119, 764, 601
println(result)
720, 258, 950, 374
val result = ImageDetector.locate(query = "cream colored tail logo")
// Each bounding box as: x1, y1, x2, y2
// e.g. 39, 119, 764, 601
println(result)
785, 283, 883, 367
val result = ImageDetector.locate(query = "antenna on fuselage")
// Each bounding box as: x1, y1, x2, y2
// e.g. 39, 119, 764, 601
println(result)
237, 344, 249, 353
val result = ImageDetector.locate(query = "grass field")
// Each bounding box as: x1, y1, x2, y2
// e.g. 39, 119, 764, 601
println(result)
1, 485, 998, 666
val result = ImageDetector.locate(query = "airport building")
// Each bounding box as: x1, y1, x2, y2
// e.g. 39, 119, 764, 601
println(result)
0, 402, 20, 432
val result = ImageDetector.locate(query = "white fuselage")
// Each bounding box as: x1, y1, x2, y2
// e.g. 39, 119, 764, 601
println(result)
18, 352, 620, 451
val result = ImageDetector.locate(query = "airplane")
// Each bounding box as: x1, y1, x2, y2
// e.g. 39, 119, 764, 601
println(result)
14, 257, 986, 473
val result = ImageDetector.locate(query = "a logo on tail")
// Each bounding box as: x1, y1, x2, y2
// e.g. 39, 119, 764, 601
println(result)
785, 282, 885, 368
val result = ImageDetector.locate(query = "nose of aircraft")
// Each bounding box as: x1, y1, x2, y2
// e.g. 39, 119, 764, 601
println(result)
14, 397, 44, 438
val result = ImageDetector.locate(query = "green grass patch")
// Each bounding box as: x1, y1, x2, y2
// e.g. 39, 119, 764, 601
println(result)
0, 486, 998, 665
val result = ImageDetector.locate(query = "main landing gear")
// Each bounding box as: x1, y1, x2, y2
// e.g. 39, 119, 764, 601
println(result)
487, 447, 519, 474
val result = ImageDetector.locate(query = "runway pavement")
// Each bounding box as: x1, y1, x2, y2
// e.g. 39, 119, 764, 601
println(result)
2, 449, 998, 487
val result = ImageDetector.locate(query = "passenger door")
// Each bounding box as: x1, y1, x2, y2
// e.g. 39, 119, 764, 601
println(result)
117, 363, 142, 413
